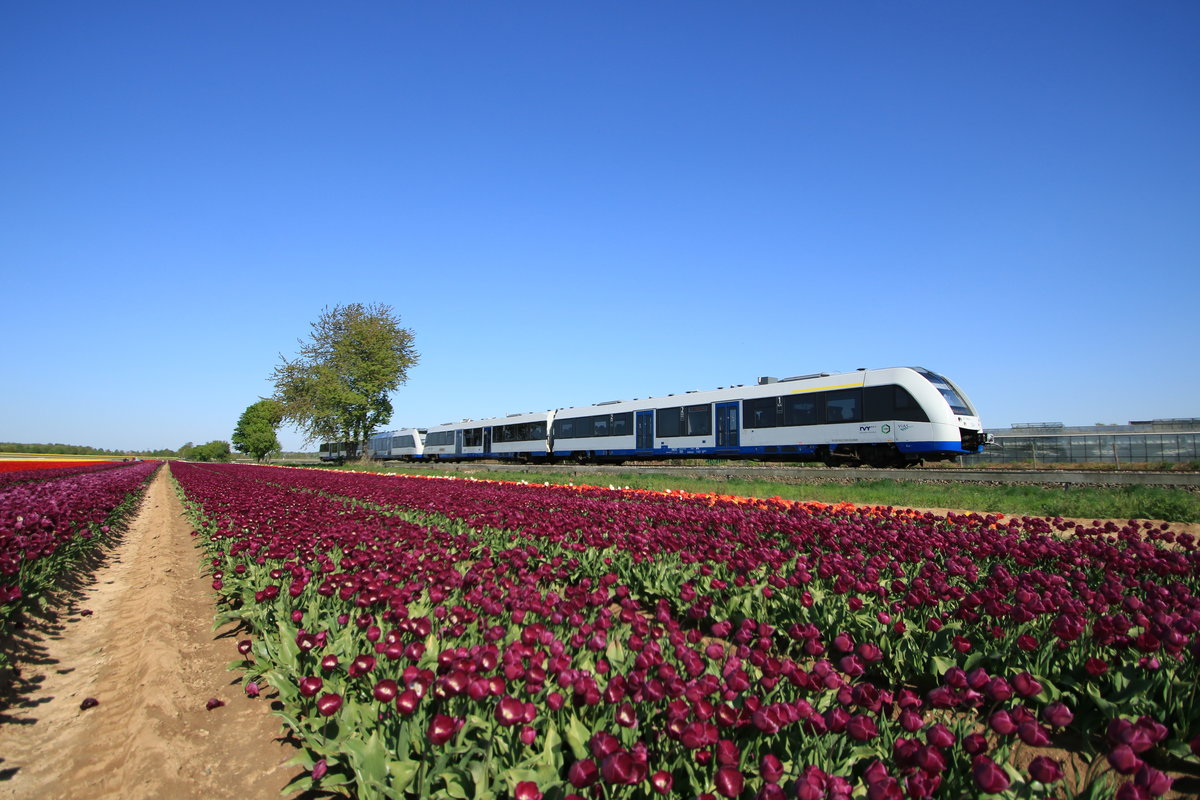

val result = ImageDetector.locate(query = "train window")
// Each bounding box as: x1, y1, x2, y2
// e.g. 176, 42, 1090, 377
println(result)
593, 417, 609, 437
463, 428, 483, 447
864, 387, 892, 422
825, 390, 862, 423
529, 423, 546, 440
865, 386, 927, 422
426, 431, 453, 446
744, 397, 778, 428
657, 406, 683, 437
686, 405, 712, 436
892, 387, 928, 422
782, 395, 821, 426
396, 435, 415, 448
915, 369, 974, 415
612, 413, 632, 436
554, 419, 576, 439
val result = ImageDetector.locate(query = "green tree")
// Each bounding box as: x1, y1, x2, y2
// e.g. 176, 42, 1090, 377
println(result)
188, 440, 231, 462
231, 399, 284, 461
272, 303, 418, 458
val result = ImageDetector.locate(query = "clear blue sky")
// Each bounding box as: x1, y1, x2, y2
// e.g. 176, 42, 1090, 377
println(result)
2, 2, 1197, 452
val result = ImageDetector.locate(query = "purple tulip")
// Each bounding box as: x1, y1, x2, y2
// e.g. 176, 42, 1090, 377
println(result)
568, 759, 599, 788
1107, 744, 1142, 775
1028, 756, 1063, 784
963, 733, 989, 755
971, 756, 1009, 794
514, 781, 542, 800
1012, 672, 1043, 698
205, 697, 225, 711
316, 693, 342, 716
80, 697, 99, 711
348, 654, 376, 677
601, 752, 643, 785
495, 695, 525, 727
1042, 701, 1074, 728
760, 754, 784, 784
372, 679, 399, 702
714, 766, 744, 798
847, 714, 879, 741
650, 770, 673, 794
925, 723, 955, 749
299, 676, 323, 697
988, 710, 1016, 736
1135, 764, 1173, 796
427, 713, 459, 745
1018, 721, 1051, 746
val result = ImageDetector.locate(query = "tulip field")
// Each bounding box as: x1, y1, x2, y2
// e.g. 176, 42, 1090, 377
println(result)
169, 462, 1200, 800
0, 460, 159, 626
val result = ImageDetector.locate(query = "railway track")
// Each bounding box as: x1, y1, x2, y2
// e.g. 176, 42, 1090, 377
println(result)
388, 462, 1200, 489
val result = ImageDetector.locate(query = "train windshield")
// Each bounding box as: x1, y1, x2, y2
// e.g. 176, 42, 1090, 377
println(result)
914, 369, 975, 416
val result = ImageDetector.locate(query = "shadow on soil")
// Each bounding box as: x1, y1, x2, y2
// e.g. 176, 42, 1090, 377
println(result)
0, 524, 133, 782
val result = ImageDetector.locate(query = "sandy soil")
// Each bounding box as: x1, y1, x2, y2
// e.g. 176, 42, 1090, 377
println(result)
0, 465, 299, 800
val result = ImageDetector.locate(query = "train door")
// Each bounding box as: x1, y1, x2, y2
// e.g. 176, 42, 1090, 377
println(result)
716, 402, 740, 449
636, 410, 654, 450
455, 430, 463, 457
483, 428, 492, 455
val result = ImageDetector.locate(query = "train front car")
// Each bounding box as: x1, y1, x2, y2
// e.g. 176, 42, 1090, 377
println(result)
375, 428, 425, 461
882, 367, 988, 464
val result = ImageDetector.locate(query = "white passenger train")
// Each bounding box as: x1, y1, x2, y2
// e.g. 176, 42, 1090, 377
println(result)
320, 366, 989, 468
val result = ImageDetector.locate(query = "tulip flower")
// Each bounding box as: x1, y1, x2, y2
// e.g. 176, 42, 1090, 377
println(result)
714, 766, 744, 798
971, 756, 1009, 794
427, 714, 459, 745
316, 693, 342, 716
1028, 756, 1063, 784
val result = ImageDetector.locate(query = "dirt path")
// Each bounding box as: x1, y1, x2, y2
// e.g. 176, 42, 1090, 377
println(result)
0, 465, 298, 800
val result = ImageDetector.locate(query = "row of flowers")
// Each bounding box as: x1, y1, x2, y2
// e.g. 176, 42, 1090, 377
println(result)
0, 459, 131, 488
0, 460, 160, 647
171, 462, 1200, 799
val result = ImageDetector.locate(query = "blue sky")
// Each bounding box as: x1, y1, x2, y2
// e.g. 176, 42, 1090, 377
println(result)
2, 2, 1197, 452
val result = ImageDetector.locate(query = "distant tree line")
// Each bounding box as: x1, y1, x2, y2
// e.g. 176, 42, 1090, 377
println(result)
1, 441, 314, 461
